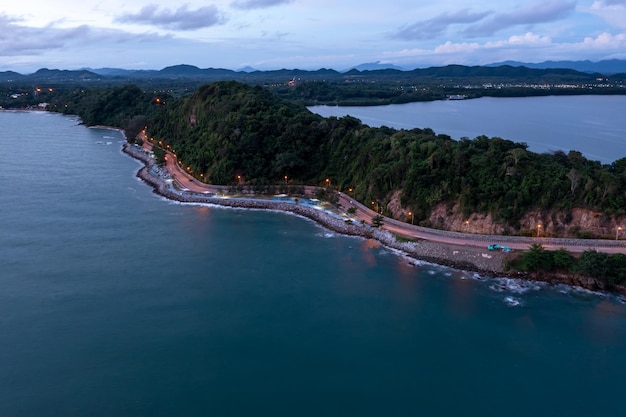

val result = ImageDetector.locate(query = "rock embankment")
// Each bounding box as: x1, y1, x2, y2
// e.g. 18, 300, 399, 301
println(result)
124, 143, 508, 275
123, 143, 626, 295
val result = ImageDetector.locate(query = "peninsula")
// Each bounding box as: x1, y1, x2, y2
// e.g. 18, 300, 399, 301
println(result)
123, 140, 626, 295
29, 78, 626, 292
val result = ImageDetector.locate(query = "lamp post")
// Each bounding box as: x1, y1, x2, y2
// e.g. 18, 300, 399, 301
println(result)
617, 226, 622, 240
408, 211, 413, 225
325, 178, 330, 188
537, 223, 542, 237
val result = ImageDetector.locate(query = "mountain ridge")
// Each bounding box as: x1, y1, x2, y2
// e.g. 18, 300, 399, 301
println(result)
2, 63, 620, 83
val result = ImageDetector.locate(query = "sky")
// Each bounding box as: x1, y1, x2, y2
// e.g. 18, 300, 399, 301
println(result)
2, 0, 626, 73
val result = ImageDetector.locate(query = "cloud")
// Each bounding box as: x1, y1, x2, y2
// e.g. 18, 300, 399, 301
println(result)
116, 4, 225, 30
484, 32, 552, 48
230, 0, 294, 10
392, 9, 492, 40
0, 14, 166, 57
433, 41, 480, 54
463, 0, 576, 37
384, 29, 626, 68
593, 0, 626, 5
590, 0, 626, 29
581, 31, 626, 48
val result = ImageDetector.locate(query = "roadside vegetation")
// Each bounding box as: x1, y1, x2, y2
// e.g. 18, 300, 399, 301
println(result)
510, 243, 626, 287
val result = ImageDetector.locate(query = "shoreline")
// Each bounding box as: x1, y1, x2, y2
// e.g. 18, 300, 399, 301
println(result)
122, 143, 625, 295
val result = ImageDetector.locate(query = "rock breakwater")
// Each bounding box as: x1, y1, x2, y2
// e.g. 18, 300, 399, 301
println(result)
123, 143, 626, 295
124, 143, 507, 275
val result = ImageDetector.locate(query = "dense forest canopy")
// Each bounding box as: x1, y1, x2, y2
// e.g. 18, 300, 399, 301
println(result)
144, 81, 626, 231
8, 79, 622, 233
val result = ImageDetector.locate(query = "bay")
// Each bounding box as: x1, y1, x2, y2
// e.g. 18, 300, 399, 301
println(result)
309, 95, 626, 164
1, 111, 625, 417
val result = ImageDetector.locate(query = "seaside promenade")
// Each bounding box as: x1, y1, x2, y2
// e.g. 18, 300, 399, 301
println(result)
136, 138, 626, 256
120, 138, 626, 293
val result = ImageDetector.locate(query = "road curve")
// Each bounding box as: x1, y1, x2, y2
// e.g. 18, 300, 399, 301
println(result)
144, 139, 626, 255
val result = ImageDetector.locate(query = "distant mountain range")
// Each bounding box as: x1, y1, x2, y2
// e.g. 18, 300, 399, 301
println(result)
344, 61, 406, 72
486, 59, 626, 74
1, 60, 625, 84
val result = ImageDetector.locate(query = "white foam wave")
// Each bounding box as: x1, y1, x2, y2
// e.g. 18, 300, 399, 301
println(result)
490, 277, 544, 294
554, 283, 606, 299
504, 296, 522, 307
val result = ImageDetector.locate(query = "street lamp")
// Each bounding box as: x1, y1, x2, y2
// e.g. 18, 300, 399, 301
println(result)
284, 175, 288, 184
537, 223, 542, 237
325, 178, 330, 188
617, 226, 622, 240
408, 211, 413, 225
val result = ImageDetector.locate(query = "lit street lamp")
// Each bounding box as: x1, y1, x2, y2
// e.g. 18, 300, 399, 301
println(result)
537, 223, 542, 237
408, 211, 413, 225
617, 226, 622, 240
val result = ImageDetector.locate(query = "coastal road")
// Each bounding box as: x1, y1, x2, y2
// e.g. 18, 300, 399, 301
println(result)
149, 141, 626, 255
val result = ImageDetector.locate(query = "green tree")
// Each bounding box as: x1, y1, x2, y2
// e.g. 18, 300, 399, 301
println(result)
372, 215, 384, 228
152, 147, 166, 166
608, 253, 626, 286
574, 250, 610, 279
520, 243, 553, 271
552, 248, 574, 270
124, 115, 147, 143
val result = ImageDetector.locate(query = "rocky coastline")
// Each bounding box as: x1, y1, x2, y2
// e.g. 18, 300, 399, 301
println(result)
122, 143, 624, 296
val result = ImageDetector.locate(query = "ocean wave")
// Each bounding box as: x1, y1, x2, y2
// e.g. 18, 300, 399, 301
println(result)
554, 283, 606, 299
504, 296, 522, 307
490, 277, 545, 294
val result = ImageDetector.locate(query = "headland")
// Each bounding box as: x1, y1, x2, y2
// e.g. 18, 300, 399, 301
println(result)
122, 143, 626, 295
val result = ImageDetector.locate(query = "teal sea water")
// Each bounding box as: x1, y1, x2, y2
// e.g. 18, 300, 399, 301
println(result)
1, 109, 626, 416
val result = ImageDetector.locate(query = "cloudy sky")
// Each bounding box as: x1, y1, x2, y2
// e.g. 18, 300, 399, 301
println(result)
2, 0, 626, 73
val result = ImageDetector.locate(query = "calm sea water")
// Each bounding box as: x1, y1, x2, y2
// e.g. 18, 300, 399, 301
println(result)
1, 110, 626, 417
310, 95, 626, 164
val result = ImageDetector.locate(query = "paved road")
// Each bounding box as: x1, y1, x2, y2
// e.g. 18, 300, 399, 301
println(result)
144, 138, 626, 254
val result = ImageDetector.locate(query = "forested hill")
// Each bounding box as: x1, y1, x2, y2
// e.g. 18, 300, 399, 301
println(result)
146, 81, 626, 232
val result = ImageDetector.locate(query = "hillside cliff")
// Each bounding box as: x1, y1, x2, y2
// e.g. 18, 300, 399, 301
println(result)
146, 81, 626, 238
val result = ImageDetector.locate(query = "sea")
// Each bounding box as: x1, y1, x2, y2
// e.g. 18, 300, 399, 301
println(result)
310, 95, 626, 164
1, 107, 625, 417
